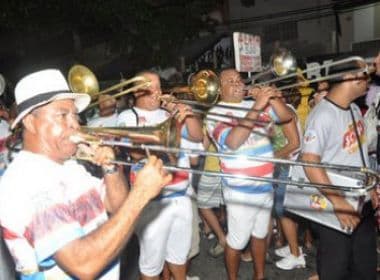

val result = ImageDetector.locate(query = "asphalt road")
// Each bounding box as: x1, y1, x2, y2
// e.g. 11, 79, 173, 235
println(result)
121, 233, 318, 280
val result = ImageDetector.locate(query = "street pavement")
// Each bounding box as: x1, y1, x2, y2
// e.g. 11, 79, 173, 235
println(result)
121, 231, 380, 280
121, 233, 318, 280
188, 236, 317, 280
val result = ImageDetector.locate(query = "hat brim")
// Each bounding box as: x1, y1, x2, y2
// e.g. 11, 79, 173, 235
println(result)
11, 92, 91, 129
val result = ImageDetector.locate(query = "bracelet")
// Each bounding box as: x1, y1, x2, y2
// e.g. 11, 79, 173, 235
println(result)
102, 164, 118, 175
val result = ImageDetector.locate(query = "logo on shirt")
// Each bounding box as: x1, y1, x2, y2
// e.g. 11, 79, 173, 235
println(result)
342, 120, 365, 154
303, 130, 317, 144
138, 116, 147, 124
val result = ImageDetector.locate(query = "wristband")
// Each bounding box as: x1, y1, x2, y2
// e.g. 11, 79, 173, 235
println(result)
102, 164, 118, 175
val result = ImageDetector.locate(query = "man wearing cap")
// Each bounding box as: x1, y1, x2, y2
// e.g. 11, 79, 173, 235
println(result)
301, 60, 378, 279
0, 69, 172, 279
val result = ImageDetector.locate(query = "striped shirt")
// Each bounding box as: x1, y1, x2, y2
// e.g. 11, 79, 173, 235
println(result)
0, 151, 119, 279
206, 100, 278, 193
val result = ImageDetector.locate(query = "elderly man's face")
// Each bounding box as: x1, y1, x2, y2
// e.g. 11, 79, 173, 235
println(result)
135, 73, 161, 110
29, 99, 80, 162
220, 70, 245, 103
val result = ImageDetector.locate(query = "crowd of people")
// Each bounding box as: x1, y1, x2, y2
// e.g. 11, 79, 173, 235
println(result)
0, 51, 379, 280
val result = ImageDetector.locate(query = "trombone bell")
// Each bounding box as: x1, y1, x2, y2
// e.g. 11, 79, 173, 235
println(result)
67, 64, 151, 110
190, 70, 220, 105
165, 70, 220, 105
68, 65, 100, 100
271, 48, 297, 76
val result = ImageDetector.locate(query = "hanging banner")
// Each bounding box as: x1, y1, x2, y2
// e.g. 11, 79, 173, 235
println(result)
233, 32, 262, 72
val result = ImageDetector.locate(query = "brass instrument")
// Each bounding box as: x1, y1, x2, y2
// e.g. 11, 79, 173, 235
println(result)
71, 130, 379, 195
70, 124, 380, 195
68, 64, 151, 109
164, 69, 220, 105
248, 48, 297, 84
245, 56, 372, 98
162, 56, 371, 114
80, 117, 180, 147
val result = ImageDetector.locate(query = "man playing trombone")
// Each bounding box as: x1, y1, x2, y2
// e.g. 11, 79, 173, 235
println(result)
117, 71, 203, 280
0, 69, 172, 279
206, 68, 293, 280
301, 58, 379, 280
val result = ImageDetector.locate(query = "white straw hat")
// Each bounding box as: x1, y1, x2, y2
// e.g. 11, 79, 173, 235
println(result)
12, 69, 90, 129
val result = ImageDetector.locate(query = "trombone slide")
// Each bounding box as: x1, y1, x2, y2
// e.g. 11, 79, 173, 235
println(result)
284, 165, 368, 234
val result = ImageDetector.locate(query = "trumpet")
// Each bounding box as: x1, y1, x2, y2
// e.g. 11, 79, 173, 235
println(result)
68, 64, 151, 110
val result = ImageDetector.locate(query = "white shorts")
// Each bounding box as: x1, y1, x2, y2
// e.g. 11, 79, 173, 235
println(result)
223, 187, 273, 250
188, 198, 200, 259
136, 196, 192, 277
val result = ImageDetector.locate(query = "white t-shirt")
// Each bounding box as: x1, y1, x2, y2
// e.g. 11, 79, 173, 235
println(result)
303, 98, 368, 166
0, 151, 119, 279
87, 113, 118, 127
118, 107, 193, 197
117, 107, 169, 127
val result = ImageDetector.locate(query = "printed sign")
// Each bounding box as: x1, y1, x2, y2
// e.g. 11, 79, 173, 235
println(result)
233, 32, 262, 72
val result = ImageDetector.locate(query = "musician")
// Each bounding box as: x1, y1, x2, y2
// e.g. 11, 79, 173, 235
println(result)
206, 68, 292, 280
87, 94, 118, 127
308, 81, 329, 109
301, 60, 378, 279
0, 69, 171, 279
272, 95, 305, 271
0, 83, 15, 280
117, 71, 203, 280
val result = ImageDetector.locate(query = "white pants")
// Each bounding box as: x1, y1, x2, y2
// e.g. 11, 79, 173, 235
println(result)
136, 196, 192, 277
224, 187, 273, 250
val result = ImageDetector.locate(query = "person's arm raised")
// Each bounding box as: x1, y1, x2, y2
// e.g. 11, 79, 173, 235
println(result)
225, 86, 281, 150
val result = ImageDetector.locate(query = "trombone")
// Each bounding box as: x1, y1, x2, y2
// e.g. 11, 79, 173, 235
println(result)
166, 56, 372, 111
245, 56, 372, 99
248, 48, 297, 84
72, 132, 379, 194
68, 64, 151, 110
162, 69, 220, 105
80, 117, 181, 147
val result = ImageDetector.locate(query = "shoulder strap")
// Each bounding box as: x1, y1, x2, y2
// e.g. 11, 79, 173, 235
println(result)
349, 106, 366, 168
131, 107, 139, 126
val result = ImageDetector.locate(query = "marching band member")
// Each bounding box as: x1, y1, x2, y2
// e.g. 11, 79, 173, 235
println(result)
206, 68, 292, 280
0, 75, 15, 280
0, 69, 171, 279
87, 94, 118, 127
301, 60, 378, 279
272, 94, 305, 270
117, 71, 203, 280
